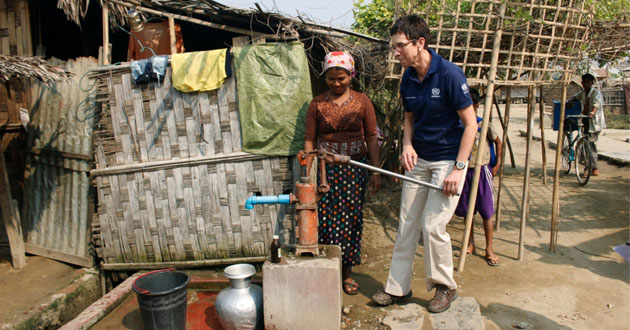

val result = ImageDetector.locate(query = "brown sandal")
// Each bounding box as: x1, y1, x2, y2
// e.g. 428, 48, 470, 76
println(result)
486, 256, 501, 266
342, 279, 360, 295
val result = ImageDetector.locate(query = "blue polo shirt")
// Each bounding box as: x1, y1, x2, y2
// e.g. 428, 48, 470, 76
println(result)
400, 49, 472, 161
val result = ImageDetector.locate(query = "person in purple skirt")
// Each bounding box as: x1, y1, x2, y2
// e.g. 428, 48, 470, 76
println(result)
455, 88, 502, 266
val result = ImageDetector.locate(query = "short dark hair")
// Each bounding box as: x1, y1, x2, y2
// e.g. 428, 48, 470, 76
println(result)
581, 73, 595, 82
469, 88, 481, 105
390, 14, 430, 49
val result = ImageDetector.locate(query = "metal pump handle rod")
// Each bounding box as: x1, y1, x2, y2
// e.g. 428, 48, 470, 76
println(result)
347, 159, 446, 192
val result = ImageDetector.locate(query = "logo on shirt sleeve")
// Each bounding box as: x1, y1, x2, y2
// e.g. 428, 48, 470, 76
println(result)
461, 83, 469, 94
431, 88, 441, 98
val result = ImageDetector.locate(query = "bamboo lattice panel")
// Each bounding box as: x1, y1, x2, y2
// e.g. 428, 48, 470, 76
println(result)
387, 0, 592, 86
90, 68, 295, 264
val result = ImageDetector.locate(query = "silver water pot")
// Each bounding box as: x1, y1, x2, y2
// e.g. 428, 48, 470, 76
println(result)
215, 263, 263, 330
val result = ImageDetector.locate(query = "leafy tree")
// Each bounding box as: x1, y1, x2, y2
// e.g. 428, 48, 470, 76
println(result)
352, 0, 396, 39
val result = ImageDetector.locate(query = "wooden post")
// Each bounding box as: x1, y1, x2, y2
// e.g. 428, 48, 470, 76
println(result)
518, 86, 535, 261
495, 86, 511, 231
168, 16, 176, 55
457, 2, 506, 272
492, 92, 516, 168
102, 5, 109, 65
550, 83, 569, 252
0, 150, 26, 269
539, 85, 548, 185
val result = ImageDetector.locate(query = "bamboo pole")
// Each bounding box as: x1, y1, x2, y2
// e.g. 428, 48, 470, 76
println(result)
457, 2, 506, 272
91, 152, 266, 177
101, 256, 268, 271
495, 87, 511, 231
518, 86, 536, 261
168, 16, 176, 54
108, 0, 273, 38
550, 83, 569, 252
102, 5, 109, 65
493, 94, 516, 168
539, 85, 548, 185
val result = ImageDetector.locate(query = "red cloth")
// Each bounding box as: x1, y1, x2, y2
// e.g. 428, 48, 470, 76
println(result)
127, 21, 185, 61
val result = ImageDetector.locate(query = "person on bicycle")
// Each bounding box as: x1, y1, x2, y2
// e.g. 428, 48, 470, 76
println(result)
567, 73, 605, 176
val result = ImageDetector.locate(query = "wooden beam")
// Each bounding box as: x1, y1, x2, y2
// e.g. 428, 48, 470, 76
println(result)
168, 16, 176, 55
518, 86, 536, 261
108, 0, 273, 38
101, 256, 268, 271
550, 82, 569, 253
91, 152, 266, 177
24, 243, 93, 268
0, 149, 26, 269
493, 93, 516, 168
539, 85, 548, 185
495, 86, 512, 231
102, 6, 109, 65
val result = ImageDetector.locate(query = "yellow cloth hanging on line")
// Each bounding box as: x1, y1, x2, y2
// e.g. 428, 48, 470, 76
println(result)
171, 49, 227, 92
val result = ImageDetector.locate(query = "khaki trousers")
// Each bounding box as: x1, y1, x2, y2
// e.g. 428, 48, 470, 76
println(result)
385, 158, 465, 294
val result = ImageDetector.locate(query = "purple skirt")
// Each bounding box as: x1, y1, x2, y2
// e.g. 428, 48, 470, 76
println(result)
455, 165, 495, 220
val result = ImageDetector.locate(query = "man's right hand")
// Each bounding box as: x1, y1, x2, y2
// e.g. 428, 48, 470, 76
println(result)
401, 145, 418, 172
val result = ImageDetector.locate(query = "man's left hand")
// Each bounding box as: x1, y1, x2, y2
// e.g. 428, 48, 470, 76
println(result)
443, 169, 463, 197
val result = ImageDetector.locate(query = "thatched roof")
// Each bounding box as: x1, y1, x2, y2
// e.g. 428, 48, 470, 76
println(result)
55, 0, 385, 43
0, 55, 73, 85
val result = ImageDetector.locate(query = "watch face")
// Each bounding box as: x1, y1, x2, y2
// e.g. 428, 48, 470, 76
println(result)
456, 161, 465, 170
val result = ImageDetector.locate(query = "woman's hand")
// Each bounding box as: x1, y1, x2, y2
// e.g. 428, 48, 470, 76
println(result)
369, 174, 381, 194
401, 145, 418, 172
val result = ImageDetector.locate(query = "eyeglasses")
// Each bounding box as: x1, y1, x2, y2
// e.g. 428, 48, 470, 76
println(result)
390, 40, 416, 52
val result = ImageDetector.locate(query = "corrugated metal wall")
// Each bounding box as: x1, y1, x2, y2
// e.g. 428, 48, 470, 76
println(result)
21, 57, 98, 267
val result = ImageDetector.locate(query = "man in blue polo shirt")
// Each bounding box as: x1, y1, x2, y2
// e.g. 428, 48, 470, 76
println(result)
372, 14, 477, 313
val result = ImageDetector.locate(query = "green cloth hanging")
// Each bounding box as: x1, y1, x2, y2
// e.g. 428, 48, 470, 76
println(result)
232, 42, 312, 156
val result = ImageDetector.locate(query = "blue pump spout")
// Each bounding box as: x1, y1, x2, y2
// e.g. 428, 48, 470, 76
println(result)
244, 194, 291, 210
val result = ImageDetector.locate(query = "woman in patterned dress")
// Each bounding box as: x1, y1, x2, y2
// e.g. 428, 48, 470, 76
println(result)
304, 51, 381, 295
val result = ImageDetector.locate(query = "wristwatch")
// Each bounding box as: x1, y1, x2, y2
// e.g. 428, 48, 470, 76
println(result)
455, 160, 466, 170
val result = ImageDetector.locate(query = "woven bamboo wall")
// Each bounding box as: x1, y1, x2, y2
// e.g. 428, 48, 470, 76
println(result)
0, 0, 32, 126
90, 67, 295, 264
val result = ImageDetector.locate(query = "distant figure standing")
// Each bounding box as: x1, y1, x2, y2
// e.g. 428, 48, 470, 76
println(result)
371, 14, 477, 313
454, 88, 502, 266
568, 73, 605, 176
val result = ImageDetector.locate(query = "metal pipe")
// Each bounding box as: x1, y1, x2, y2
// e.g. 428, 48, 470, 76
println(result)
347, 159, 445, 192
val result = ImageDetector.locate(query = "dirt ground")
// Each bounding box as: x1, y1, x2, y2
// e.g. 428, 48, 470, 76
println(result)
341, 106, 630, 329
0, 254, 86, 327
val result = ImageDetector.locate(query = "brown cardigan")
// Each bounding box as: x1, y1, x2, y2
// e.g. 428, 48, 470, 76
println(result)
304, 90, 378, 158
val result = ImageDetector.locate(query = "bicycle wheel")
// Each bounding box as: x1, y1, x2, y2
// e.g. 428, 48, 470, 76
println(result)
561, 133, 571, 175
574, 137, 592, 186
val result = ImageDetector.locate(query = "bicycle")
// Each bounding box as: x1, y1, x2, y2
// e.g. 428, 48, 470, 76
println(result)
561, 114, 594, 186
